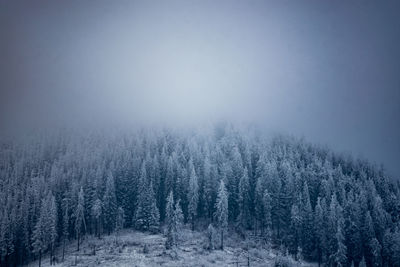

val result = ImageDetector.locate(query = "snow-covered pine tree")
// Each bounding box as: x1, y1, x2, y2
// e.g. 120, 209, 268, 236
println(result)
369, 237, 382, 267
165, 194, 184, 249
359, 256, 367, 267
115, 207, 125, 241
314, 197, 327, 266
165, 191, 176, 249
363, 211, 376, 266
327, 194, 340, 263
173, 199, 184, 241
48, 194, 57, 265
30, 192, 57, 266
254, 177, 264, 235
60, 196, 69, 261
335, 221, 347, 267
289, 203, 302, 258
188, 160, 199, 231
215, 180, 228, 250
263, 190, 272, 244
31, 198, 47, 267
203, 154, 215, 221
91, 198, 102, 238
135, 162, 160, 231
165, 191, 174, 229
103, 171, 117, 234
229, 146, 243, 222
237, 167, 251, 235
343, 192, 362, 265
382, 227, 400, 266
0, 209, 11, 264
174, 199, 184, 229
271, 177, 287, 242
75, 187, 86, 251
301, 182, 314, 259
164, 156, 175, 210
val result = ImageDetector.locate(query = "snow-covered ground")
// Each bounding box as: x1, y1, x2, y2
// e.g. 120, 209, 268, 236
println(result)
27, 229, 315, 267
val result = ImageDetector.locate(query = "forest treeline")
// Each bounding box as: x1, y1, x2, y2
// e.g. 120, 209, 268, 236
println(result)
0, 124, 399, 266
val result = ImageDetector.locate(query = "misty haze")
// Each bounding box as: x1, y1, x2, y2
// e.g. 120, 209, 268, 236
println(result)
0, 1, 400, 267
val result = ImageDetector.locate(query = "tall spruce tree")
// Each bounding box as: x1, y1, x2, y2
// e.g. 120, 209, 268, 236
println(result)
61, 196, 70, 261
174, 200, 184, 239
165, 193, 184, 249
363, 211, 376, 266
75, 187, 86, 251
335, 222, 347, 267
369, 237, 382, 267
115, 207, 125, 241
263, 190, 273, 244
344, 192, 362, 265
359, 256, 367, 267
165, 191, 174, 229
314, 197, 327, 266
103, 171, 117, 234
188, 161, 199, 231
31, 198, 47, 267
215, 180, 228, 250
237, 167, 251, 235
165, 191, 176, 249
48, 194, 57, 265
289, 203, 302, 257
135, 162, 160, 231
301, 182, 315, 259
91, 198, 102, 238
254, 178, 264, 234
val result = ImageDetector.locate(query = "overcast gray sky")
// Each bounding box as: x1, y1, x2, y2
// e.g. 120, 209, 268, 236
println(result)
1, 0, 399, 177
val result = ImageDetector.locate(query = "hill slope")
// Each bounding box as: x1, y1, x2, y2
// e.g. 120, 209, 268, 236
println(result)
1, 125, 400, 266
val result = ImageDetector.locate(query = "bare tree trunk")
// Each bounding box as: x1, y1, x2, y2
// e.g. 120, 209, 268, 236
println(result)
97, 221, 101, 239
77, 233, 80, 251
62, 239, 66, 261
52, 244, 55, 265
277, 222, 280, 240
221, 230, 224, 250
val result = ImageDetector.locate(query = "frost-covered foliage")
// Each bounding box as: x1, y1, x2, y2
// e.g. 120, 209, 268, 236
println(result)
0, 124, 400, 266
215, 179, 228, 250
274, 254, 297, 267
165, 191, 183, 249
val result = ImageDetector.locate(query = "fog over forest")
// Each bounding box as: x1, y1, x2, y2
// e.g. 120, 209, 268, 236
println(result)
1, 0, 400, 177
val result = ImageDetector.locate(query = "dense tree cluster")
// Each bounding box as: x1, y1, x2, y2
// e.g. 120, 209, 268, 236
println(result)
0, 124, 399, 266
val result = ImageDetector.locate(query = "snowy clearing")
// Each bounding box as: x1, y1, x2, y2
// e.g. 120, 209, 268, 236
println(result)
27, 229, 315, 267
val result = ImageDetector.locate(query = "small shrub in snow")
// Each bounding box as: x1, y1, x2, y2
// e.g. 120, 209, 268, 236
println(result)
168, 247, 179, 260
274, 255, 296, 267
249, 248, 264, 260
149, 225, 160, 234
245, 239, 258, 249
143, 244, 149, 254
